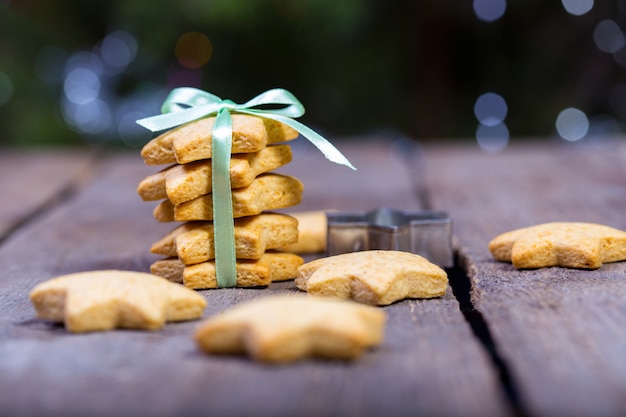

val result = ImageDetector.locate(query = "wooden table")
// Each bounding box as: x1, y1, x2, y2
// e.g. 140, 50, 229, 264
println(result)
1, 139, 625, 417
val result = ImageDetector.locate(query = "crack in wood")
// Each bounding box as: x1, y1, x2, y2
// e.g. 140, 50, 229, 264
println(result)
393, 139, 528, 416
447, 254, 530, 417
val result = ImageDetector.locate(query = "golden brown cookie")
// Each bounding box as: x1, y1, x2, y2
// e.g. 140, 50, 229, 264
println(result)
29, 270, 207, 332
151, 213, 298, 263
141, 114, 298, 165
488, 222, 626, 269
137, 145, 293, 204
194, 294, 386, 363
296, 250, 448, 305
151, 252, 304, 288
278, 210, 327, 254
148, 258, 185, 284
153, 173, 303, 222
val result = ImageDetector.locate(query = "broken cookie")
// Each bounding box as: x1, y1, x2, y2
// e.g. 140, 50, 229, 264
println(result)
296, 250, 448, 305
194, 294, 385, 363
488, 221, 626, 269
29, 270, 207, 332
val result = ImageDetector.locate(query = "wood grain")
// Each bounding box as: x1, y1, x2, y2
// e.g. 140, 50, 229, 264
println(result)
426, 142, 626, 417
0, 144, 509, 417
0, 148, 95, 240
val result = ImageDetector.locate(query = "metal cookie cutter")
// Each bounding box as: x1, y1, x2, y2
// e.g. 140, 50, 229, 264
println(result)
326, 208, 454, 268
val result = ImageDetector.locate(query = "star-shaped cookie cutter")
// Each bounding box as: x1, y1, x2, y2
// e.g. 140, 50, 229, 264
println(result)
326, 208, 453, 268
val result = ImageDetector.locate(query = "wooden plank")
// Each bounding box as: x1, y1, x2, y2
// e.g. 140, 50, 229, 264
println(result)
0, 144, 509, 417
425, 142, 626, 417
0, 148, 94, 240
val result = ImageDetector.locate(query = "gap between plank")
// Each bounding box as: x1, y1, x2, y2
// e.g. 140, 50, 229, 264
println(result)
447, 254, 529, 417
393, 139, 529, 416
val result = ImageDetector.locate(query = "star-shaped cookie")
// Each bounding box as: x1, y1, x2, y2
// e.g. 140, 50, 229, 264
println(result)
153, 173, 303, 222
140, 114, 298, 165
137, 144, 293, 204
295, 250, 448, 305
150, 213, 298, 263
488, 222, 626, 269
150, 251, 303, 289
194, 294, 385, 363
30, 270, 207, 332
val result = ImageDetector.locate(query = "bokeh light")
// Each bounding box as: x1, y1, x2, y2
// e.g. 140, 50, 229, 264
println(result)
62, 98, 111, 135
474, 92, 509, 152
63, 67, 100, 105
476, 123, 509, 153
593, 19, 625, 54
555, 107, 589, 141
561, 0, 593, 16
54, 30, 146, 140
66, 51, 103, 76
473, 0, 507, 22
100, 30, 137, 75
0, 72, 14, 106
175, 32, 213, 69
474, 92, 508, 126
4, 2, 626, 146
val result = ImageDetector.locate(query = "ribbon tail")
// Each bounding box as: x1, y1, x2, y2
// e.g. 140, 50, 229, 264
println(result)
211, 109, 237, 288
237, 110, 356, 171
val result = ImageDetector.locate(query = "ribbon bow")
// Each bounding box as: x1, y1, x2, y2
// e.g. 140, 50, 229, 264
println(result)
137, 88, 355, 288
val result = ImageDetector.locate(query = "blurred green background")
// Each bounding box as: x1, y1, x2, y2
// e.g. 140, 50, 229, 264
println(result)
0, 0, 624, 150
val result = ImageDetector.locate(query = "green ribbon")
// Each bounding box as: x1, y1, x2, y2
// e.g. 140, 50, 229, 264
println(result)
137, 87, 355, 288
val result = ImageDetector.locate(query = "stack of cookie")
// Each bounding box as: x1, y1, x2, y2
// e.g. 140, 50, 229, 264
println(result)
137, 114, 305, 289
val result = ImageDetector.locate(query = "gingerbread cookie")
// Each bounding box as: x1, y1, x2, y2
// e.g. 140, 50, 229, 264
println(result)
489, 222, 626, 269
151, 213, 298, 263
278, 210, 327, 254
151, 252, 304, 288
194, 294, 385, 363
153, 173, 303, 222
296, 250, 448, 305
137, 145, 293, 204
141, 114, 298, 165
29, 270, 206, 332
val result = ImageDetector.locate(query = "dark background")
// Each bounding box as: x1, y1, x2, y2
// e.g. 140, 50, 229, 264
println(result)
1, 0, 625, 148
